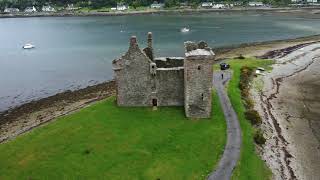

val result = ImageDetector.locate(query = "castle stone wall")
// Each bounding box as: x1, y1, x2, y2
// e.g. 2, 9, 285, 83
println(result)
155, 57, 184, 68
156, 68, 184, 106
113, 36, 154, 106
184, 59, 213, 118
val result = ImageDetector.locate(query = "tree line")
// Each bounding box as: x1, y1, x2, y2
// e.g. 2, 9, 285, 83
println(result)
0, 0, 292, 11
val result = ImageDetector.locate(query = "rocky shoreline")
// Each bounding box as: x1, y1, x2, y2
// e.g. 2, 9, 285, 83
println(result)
0, 81, 115, 143
214, 34, 320, 60
251, 43, 320, 179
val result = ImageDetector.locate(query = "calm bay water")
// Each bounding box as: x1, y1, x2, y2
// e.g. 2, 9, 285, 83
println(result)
1, 12, 320, 111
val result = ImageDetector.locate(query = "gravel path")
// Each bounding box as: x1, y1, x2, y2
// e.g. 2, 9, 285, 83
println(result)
207, 71, 242, 180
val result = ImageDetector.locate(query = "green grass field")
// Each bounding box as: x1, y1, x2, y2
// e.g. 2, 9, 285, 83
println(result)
0, 57, 274, 179
224, 58, 274, 180
0, 93, 226, 179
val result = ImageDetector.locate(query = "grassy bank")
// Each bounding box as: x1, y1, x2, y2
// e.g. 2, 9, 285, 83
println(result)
0, 93, 226, 179
223, 58, 274, 179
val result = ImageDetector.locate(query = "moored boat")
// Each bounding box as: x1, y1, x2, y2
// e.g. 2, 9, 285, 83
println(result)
23, 44, 35, 49
180, 27, 190, 33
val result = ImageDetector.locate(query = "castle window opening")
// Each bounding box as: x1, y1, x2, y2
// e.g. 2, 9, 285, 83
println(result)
198, 65, 201, 70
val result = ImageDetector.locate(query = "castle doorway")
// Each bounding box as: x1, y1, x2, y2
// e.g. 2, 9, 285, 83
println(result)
152, 99, 158, 106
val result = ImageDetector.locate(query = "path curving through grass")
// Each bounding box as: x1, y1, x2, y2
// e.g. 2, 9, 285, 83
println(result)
208, 71, 241, 180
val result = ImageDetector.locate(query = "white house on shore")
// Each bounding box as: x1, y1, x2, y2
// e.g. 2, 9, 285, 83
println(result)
292, 0, 318, 3
66, 4, 79, 11
24, 6, 37, 13
212, 3, 226, 9
248, 1, 264, 6
201, 2, 213, 8
307, 0, 318, 3
116, 3, 129, 11
150, 2, 165, 9
42, 5, 56, 12
4, 8, 20, 13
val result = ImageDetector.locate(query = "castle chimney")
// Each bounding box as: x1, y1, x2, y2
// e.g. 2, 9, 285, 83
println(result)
144, 32, 154, 61
147, 32, 152, 48
130, 36, 137, 47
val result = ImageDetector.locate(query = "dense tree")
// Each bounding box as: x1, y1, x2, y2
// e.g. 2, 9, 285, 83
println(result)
0, 0, 295, 12
164, 0, 179, 8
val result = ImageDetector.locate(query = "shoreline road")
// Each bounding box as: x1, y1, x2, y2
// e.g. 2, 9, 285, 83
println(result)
208, 71, 242, 180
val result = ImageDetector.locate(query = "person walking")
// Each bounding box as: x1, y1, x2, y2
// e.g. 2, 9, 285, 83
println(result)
221, 73, 224, 79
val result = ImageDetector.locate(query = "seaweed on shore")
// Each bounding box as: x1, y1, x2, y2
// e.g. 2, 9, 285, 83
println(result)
0, 80, 115, 126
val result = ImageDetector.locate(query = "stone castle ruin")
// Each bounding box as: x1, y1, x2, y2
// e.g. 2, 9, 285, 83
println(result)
112, 32, 215, 118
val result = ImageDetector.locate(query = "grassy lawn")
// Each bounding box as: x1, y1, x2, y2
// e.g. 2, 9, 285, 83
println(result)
221, 57, 274, 180
0, 93, 226, 179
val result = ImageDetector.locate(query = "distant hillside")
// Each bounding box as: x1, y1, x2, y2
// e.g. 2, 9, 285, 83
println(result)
0, 0, 292, 11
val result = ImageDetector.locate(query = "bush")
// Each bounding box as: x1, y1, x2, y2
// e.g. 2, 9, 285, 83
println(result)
83, 149, 91, 155
238, 54, 245, 59
240, 89, 249, 98
245, 110, 262, 125
239, 66, 253, 92
254, 129, 266, 145
239, 66, 255, 110
238, 64, 265, 149
244, 98, 254, 109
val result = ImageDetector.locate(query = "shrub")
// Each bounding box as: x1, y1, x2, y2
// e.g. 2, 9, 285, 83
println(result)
239, 66, 255, 110
83, 149, 91, 155
238, 54, 245, 59
239, 81, 246, 91
244, 98, 254, 110
240, 89, 249, 98
239, 66, 253, 92
245, 110, 262, 125
254, 129, 266, 145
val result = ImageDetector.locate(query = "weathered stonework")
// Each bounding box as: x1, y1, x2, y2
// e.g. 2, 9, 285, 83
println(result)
184, 42, 215, 118
112, 32, 215, 118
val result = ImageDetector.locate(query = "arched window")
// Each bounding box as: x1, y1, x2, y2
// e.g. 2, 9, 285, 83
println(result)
197, 65, 201, 70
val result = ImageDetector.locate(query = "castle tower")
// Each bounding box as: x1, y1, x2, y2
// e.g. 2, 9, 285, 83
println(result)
184, 41, 215, 118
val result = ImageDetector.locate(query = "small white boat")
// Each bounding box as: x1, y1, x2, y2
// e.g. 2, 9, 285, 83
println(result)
180, 27, 190, 33
23, 44, 35, 49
